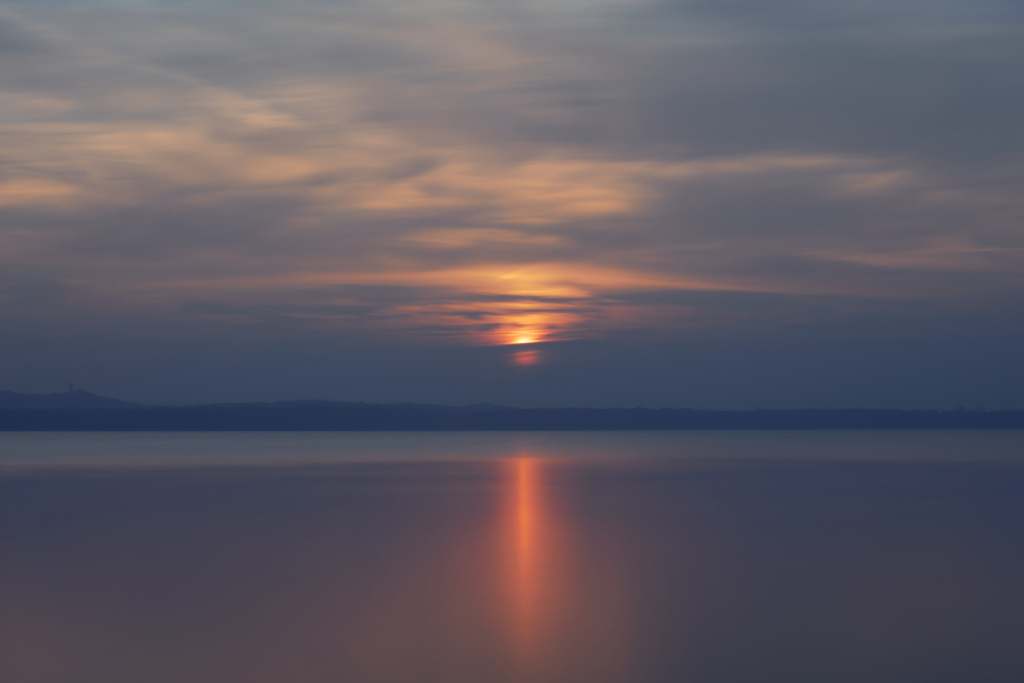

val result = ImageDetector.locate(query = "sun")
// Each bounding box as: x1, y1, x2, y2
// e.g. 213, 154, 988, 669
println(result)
511, 334, 539, 345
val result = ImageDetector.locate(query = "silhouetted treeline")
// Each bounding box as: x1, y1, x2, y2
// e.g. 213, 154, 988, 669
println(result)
1, 404, 1022, 431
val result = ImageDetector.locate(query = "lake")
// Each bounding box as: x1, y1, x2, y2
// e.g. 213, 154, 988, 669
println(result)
1, 430, 1023, 683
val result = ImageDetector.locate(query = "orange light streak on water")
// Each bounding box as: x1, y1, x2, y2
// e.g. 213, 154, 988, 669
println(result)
501, 456, 634, 683
509, 457, 546, 674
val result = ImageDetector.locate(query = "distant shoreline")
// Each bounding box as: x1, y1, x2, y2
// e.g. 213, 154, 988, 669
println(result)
1, 404, 1022, 431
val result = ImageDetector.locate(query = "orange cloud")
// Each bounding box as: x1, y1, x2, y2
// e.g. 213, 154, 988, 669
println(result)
404, 229, 569, 248
146, 261, 764, 300
126, 261, 764, 344
0, 179, 83, 208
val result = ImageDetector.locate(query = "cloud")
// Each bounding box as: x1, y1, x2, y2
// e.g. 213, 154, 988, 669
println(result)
405, 229, 569, 248
0, 0, 1022, 357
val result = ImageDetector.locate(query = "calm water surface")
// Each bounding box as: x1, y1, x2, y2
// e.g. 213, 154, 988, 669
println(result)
1, 431, 1023, 683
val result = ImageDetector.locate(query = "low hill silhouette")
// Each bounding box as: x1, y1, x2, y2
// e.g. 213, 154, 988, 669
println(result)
0, 389, 1021, 430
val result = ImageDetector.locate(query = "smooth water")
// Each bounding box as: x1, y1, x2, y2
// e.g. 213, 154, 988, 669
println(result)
1, 431, 1023, 683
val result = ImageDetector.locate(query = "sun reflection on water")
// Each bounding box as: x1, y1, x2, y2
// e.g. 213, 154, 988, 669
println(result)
511, 458, 542, 663
507, 457, 551, 678
501, 456, 634, 683
320, 457, 633, 683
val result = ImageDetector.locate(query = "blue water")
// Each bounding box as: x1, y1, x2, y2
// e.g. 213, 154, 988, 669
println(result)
1, 431, 1022, 683
2, 429, 1023, 468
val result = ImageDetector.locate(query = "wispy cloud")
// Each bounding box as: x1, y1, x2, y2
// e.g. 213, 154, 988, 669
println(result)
1, 0, 1023, 354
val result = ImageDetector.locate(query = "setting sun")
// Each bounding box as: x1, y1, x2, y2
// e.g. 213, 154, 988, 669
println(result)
510, 349, 544, 366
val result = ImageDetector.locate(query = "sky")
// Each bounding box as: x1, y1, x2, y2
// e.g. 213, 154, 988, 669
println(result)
1, 0, 1023, 409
